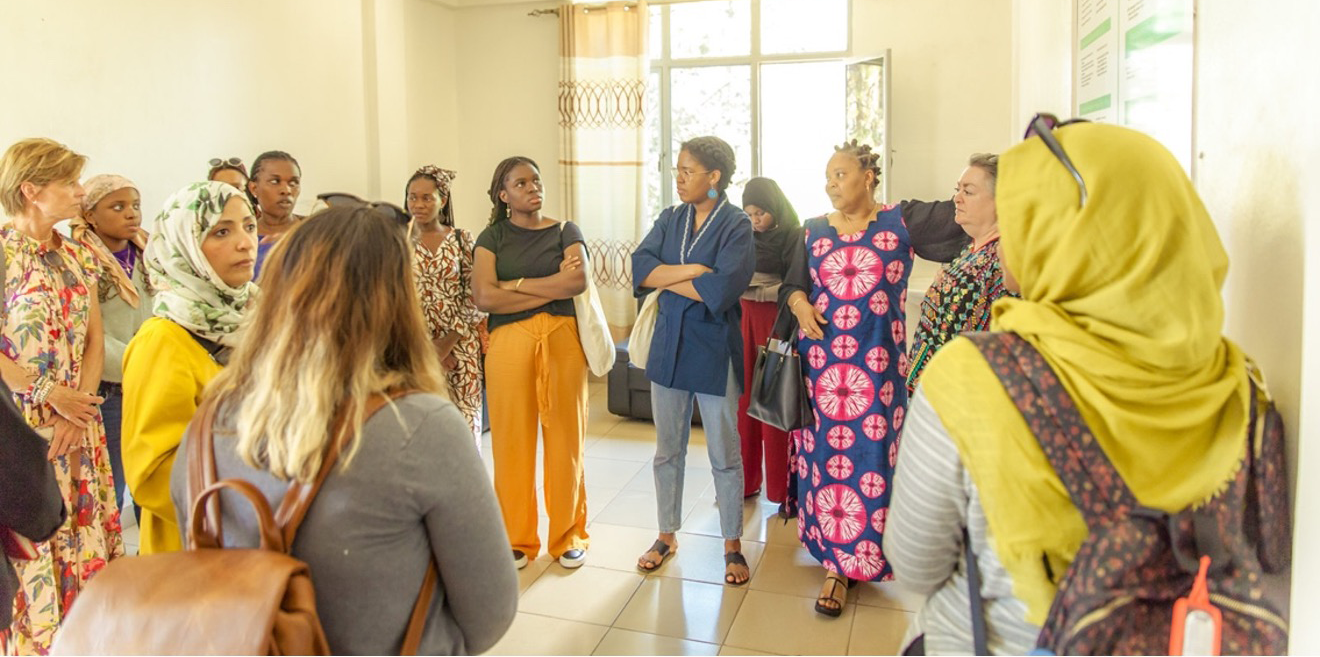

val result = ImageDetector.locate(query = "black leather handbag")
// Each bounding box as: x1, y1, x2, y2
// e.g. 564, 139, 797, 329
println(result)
747, 304, 812, 431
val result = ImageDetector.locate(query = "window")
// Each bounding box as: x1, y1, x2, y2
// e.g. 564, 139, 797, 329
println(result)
644, 0, 862, 222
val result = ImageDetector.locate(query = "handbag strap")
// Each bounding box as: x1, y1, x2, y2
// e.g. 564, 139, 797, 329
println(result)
185, 395, 225, 548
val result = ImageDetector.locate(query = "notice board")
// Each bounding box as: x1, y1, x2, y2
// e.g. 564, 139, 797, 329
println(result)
1074, 0, 1194, 173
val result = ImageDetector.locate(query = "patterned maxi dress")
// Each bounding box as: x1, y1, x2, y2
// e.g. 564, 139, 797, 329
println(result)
1, 228, 124, 655
412, 227, 486, 444
794, 208, 912, 583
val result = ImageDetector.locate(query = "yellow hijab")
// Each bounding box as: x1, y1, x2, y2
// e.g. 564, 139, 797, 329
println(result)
919, 123, 1250, 624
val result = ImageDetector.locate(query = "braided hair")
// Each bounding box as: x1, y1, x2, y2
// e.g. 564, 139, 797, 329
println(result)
247, 150, 301, 211
680, 136, 736, 193
486, 156, 539, 225
834, 140, 882, 193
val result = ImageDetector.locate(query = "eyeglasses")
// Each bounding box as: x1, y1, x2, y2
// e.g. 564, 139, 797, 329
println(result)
317, 192, 411, 226
671, 167, 711, 181
42, 251, 81, 289
1023, 112, 1090, 208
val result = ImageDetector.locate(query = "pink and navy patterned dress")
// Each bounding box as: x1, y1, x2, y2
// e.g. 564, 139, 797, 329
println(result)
794, 207, 911, 582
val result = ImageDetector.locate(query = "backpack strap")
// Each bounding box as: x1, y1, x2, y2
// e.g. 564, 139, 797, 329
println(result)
268, 389, 438, 655
185, 395, 225, 549
964, 332, 1139, 524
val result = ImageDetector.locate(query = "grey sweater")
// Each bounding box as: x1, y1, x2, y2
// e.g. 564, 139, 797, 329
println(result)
170, 393, 517, 655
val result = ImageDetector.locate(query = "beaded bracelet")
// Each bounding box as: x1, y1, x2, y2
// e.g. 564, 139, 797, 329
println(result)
29, 376, 56, 406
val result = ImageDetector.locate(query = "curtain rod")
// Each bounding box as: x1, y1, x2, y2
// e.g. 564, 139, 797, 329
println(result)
529, 0, 704, 17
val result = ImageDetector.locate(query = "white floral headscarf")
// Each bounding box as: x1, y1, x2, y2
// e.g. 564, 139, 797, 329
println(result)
144, 181, 257, 347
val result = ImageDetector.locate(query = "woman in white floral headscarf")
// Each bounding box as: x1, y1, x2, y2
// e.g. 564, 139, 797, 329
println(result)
121, 181, 257, 555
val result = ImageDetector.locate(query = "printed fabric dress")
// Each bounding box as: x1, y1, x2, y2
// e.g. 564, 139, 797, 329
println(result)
794, 207, 912, 583
412, 227, 486, 444
905, 238, 1011, 394
1, 228, 125, 655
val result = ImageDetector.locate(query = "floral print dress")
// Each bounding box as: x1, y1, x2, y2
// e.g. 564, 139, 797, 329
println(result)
1, 228, 124, 655
412, 227, 486, 444
794, 208, 911, 583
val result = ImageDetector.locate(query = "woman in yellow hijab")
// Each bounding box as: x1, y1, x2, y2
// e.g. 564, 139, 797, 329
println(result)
885, 120, 1285, 654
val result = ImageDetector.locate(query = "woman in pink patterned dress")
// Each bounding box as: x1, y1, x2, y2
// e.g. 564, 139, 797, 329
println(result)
0, 138, 123, 654
779, 141, 964, 618
406, 165, 486, 444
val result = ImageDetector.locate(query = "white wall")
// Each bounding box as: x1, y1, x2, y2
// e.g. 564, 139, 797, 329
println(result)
0, 0, 460, 218
0, 0, 378, 217
851, 0, 1016, 202
449, 2, 562, 236
1193, 1, 1320, 652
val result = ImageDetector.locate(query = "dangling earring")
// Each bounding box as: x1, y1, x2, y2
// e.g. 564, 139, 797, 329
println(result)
707, 188, 718, 199
506, 206, 512, 218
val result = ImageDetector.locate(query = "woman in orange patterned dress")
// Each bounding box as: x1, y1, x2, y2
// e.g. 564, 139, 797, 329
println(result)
406, 165, 486, 445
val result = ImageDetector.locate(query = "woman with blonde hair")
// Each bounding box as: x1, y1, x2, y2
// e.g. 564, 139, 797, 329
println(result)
0, 138, 124, 654
171, 206, 518, 654
121, 181, 257, 555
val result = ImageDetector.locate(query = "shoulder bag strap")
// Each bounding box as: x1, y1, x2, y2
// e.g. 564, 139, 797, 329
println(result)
963, 527, 990, 656
965, 332, 1139, 523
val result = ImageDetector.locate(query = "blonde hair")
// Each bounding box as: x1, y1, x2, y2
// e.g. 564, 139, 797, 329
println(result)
0, 138, 87, 216
205, 206, 445, 483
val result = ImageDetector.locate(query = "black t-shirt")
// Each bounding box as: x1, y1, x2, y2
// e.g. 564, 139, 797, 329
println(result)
474, 220, 585, 332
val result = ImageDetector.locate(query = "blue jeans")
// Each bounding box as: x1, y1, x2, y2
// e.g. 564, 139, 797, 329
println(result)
99, 381, 126, 511
650, 362, 744, 539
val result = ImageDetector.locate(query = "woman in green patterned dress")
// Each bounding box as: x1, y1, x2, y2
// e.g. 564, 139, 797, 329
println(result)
906, 153, 1016, 394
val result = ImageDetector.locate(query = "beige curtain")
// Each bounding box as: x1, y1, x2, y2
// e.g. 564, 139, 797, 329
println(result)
558, 0, 648, 328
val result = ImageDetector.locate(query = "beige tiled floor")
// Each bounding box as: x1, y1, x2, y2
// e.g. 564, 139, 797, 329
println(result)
481, 382, 915, 656
117, 382, 916, 655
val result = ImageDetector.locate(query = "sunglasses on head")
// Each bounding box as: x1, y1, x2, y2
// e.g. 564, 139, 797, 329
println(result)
42, 251, 81, 289
1023, 112, 1091, 208
316, 192, 411, 227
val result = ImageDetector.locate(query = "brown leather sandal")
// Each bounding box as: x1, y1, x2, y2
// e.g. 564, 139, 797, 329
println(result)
814, 574, 850, 617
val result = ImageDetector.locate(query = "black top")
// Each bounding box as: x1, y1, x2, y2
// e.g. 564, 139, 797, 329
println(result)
0, 382, 66, 628
475, 220, 585, 333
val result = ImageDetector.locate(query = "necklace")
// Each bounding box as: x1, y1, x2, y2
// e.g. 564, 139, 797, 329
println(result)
680, 198, 726, 264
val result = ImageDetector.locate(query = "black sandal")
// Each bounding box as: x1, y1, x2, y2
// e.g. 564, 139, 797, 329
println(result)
637, 539, 675, 572
724, 551, 750, 586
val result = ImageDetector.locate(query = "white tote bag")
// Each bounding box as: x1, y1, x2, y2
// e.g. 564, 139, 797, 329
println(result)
561, 225, 616, 377
627, 290, 659, 368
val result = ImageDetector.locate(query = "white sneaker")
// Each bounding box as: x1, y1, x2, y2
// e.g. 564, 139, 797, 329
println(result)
513, 550, 528, 570
558, 548, 586, 569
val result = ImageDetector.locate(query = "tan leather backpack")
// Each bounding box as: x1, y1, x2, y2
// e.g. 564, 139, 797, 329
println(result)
53, 392, 436, 655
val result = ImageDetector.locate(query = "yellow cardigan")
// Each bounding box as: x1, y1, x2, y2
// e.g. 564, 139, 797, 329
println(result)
121, 317, 222, 554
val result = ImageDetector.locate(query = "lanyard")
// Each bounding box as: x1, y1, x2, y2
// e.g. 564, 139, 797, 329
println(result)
679, 198, 726, 265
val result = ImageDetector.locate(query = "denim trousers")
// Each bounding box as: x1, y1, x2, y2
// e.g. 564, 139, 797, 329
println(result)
98, 382, 126, 511
650, 362, 744, 539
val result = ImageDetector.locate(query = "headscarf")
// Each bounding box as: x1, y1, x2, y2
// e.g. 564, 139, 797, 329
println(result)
740, 177, 799, 276
144, 181, 257, 347
70, 174, 148, 308
919, 123, 1250, 624
411, 165, 457, 200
